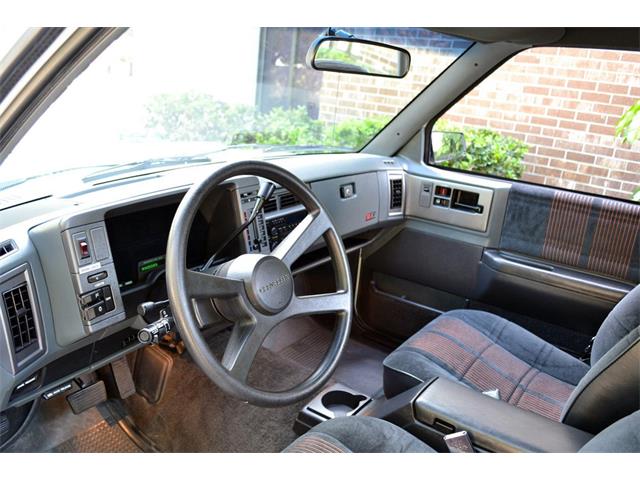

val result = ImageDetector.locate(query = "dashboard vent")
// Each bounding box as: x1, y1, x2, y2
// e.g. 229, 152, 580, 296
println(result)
3, 282, 37, 354
0, 240, 16, 259
279, 192, 300, 210
263, 197, 278, 213
390, 178, 403, 210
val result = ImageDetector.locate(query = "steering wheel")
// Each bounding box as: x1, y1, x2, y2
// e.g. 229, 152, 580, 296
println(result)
165, 161, 352, 407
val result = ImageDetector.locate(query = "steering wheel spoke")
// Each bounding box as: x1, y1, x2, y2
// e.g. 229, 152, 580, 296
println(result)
273, 210, 331, 268
282, 290, 351, 319
221, 318, 269, 383
185, 268, 242, 299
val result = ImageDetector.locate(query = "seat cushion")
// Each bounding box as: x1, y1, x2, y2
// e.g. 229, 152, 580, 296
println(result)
283, 416, 434, 453
383, 309, 589, 421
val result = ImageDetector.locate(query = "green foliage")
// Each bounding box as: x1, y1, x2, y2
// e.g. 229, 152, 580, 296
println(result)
232, 107, 325, 146
615, 100, 640, 202
616, 100, 640, 145
145, 92, 255, 142
433, 119, 527, 179
324, 117, 389, 148
146, 92, 389, 150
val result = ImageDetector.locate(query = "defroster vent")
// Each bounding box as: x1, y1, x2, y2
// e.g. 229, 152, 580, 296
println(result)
3, 282, 37, 354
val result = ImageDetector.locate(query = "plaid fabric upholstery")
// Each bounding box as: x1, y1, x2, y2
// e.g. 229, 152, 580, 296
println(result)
284, 432, 349, 453
384, 310, 589, 421
283, 417, 434, 453
500, 183, 640, 283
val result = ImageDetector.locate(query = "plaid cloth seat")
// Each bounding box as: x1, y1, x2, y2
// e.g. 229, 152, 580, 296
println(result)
383, 309, 590, 421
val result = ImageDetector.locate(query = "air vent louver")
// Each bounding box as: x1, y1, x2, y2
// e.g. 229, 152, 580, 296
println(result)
279, 192, 300, 210
0, 240, 16, 258
263, 197, 278, 213
3, 282, 37, 354
390, 178, 403, 210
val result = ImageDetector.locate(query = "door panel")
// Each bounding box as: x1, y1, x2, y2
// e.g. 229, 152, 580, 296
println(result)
357, 169, 638, 355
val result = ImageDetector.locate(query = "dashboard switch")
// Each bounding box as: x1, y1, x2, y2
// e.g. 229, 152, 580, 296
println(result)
340, 183, 355, 199
78, 239, 90, 259
86, 301, 107, 321
88, 271, 108, 283
102, 286, 115, 312
80, 289, 104, 307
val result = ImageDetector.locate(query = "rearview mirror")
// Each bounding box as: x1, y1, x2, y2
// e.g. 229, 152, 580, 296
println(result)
306, 30, 411, 78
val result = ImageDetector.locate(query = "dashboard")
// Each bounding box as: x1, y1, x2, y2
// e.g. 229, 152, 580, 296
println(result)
0, 152, 508, 416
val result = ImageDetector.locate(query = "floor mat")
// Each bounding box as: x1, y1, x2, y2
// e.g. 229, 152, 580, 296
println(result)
5, 394, 105, 453
274, 319, 388, 397
121, 331, 315, 453
122, 319, 389, 452
50, 420, 141, 453
8, 318, 389, 453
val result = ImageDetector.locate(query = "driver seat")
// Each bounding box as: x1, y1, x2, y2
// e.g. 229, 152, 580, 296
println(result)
283, 411, 640, 453
382, 284, 640, 433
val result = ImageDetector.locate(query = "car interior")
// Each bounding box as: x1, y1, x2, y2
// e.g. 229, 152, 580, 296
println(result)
0, 26, 638, 454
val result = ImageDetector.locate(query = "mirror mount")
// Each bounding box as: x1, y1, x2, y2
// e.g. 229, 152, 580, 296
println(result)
306, 29, 411, 79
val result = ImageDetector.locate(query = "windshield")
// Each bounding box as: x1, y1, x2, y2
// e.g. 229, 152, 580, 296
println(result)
0, 28, 471, 192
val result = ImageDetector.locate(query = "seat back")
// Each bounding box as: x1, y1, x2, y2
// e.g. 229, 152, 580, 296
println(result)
561, 285, 640, 433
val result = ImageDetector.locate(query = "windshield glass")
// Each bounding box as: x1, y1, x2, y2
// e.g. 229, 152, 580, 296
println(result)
0, 28, 471, 191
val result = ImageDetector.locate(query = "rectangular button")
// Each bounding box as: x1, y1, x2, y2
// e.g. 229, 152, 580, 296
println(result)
90, 227, 109, 261
102, 286, 115, 312
80, 289, 104, 307
86, 301, 107, 321
88, 271, 108, 283
72, 232, 91, 264
435, 186, 452, 197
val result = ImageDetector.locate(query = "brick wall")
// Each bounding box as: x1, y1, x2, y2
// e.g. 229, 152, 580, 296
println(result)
441, 47, 640, 200
317, 38, 640, 201
318, 29, 470, 123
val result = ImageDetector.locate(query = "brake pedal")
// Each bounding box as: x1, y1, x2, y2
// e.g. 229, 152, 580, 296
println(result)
67, 381, 107, 414
102, 357, 136, 399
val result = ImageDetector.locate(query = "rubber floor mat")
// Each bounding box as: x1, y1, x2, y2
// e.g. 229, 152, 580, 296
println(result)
276, 324, 387, 397
279, 327, 332, 369
50, 420, 141, 453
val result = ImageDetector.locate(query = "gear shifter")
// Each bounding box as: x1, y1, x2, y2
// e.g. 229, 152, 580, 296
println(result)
200, 180, 276, 272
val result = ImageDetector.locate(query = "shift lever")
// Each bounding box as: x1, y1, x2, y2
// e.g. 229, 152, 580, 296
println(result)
200, 181, 276, 271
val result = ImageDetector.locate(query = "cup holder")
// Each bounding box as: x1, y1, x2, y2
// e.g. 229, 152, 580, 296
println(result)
321, 390, 368, 417
295, 383, 372, 434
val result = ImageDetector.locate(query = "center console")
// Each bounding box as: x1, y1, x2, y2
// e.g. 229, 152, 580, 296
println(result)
365, 377, 594, 453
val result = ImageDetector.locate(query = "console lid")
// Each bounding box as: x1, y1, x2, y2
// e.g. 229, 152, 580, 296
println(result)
414, 377, 593, 452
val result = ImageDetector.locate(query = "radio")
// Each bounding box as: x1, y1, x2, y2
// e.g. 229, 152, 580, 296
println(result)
265, 209, 306, 250
237, 187, 306, 254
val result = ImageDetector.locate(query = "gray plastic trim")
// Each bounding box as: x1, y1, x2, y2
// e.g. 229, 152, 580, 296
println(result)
414, 377, 593, 453
482, 250, 632, 303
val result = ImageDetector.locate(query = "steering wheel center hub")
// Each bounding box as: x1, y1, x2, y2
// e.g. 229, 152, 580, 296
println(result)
223, 254, 294, 315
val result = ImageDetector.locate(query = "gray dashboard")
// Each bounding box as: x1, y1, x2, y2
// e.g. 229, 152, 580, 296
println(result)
0, 152, 508, 411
